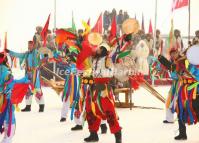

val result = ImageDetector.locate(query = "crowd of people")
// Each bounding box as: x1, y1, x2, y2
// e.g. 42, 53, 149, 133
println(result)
103, 9, 130, 35
0, 11, 199, 143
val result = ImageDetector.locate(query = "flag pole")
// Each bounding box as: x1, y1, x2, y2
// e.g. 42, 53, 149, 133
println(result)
53, 0, 57, 80
153, 0, 158, 52
188, 0, 191, 42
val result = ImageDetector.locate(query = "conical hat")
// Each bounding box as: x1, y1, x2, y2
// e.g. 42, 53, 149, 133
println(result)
38, 47, 53, 58
122, 18, 140, 34
88, 32, 103, 46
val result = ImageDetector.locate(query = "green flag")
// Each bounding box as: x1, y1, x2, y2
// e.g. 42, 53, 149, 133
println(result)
72, 11, 76, 33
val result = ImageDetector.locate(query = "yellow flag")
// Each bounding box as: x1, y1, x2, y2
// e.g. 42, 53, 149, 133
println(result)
82, 20, 91, 36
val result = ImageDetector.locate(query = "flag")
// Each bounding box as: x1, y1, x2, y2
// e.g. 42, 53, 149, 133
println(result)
148, 19, 153, 34
82, 18, 91, 36
87, 18, 90, 26
41, 14, 51, 47
141, 13, 145, 32
172, 0, 189, 11
167, 19, 174, 49
55, 29, 77, 47
92, 13, 102, 34
108, 16, 117, 44
72, 11, 76, 33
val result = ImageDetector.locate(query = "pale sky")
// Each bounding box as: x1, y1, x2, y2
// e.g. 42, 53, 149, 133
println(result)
0, 0, 199, 51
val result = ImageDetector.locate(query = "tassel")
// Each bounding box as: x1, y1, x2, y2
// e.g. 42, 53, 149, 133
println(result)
65, 75, 72, 102
96, 92, 104, 115
70, 101, 76, 120
13, 57, 17, 68
15, 104, 20, 112
7, 102, 12, 137
70, 75, 75, 104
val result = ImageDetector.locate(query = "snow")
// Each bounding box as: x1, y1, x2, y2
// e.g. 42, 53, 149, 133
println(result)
1, 86, 199, 143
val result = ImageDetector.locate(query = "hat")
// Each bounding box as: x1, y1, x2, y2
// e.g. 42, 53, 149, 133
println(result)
195, 30, 199, 35
169, 48, 178, 55
88, 32, 103, 46
36, 26, 43, 32
0, 52, 6, 64
99, 42, 111, 51
38, 47, 53, 58
122, 18, 140, 34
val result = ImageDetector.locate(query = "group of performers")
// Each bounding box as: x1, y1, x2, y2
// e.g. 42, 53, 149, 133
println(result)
0, 15, 199, 143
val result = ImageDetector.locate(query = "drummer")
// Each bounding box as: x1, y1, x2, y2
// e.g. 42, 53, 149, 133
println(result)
84, 42, 122, 143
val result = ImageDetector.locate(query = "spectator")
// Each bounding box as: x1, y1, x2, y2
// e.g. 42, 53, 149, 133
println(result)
123, 11, 129, 21
192, 30, 199, 45
145, 33, 154, 56
174, 29, 183, 52
117, 10, 124, 36
155, 29, 163, 55
110, 8, 117, 22
103, 11, 111, 35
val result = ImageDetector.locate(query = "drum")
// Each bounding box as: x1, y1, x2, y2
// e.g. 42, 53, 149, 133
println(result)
114, 56, 137, 82
186, 45, 199, 65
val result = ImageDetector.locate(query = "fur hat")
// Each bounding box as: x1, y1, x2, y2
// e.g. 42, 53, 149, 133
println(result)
36, 26, 43, 33
99, 42, 111, 51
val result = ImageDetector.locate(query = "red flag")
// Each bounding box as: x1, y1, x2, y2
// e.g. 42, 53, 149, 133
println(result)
92, 13, 102, 34
76, 40, 93, 70
55, 29, 77, 47
141, 13, 145, 32
41, 14, 51, 47
172, 0, 189, 11
148, 19, 153, 34
4, 32, 7, 52
87, 18, 90, 26
108, 16, 117, 44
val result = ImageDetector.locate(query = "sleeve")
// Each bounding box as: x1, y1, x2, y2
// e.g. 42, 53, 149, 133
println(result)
9, 50, 27, 59
170, 71, 178, 80
3, 72, 14, 99
14, 75, 30, 84
188, 64, 199, 81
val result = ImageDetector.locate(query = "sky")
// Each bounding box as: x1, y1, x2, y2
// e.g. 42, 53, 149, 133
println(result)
0, 0, 199, 51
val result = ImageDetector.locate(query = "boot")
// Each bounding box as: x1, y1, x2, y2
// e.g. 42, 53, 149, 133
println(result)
71, 125, 83, 131
174, 120, 187, 140
39, 104, 45, 112
100, 124, 107, 134
114, 131, 122, 143
60, 118, 66, 122
84, 132, 99, 142
21, 105, 31, 112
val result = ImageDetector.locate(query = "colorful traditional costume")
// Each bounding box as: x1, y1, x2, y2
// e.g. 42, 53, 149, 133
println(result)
8, 46, 45, 112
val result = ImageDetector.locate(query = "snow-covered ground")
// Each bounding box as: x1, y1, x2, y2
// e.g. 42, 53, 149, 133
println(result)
1, 70, 199, 143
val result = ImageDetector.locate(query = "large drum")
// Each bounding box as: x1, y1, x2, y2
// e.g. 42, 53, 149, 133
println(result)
114, 56, 137, 82
186, 45, 199, 65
